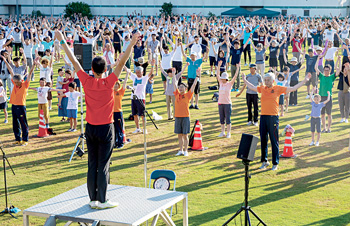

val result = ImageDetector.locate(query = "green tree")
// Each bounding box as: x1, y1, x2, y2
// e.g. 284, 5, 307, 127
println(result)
160, 2, 173, 17
208, 11, 216, 20
31, 10, 43, 18
64, 2, 92, 19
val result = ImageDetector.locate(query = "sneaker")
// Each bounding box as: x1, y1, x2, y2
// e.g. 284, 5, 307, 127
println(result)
149, 101, 152, 104
117, 144, 124, 149
244, 63, 248, 66
306, 94, 310, 99
4, 119, 8, 124
321, 129, 326, 133
183, 151, 189, 156
231, 88, 235, 92
259, 161, 270, 169
97, 200, 119, 209
253, 122, 259, 126
13, 141, 21, 145
346, 119, 349, 123
67, 128, 73, 132
309, 141, 315, 146
143, 129, 148, 134
89, 201, 100, 209
247, 121, 253, 126
189, 105, 194, 109
175, 151, 184, 156
71, 129, 77, 132
271, 165, 278, 171
194, 105, 199, 109
21, 141, 28, 146
340, 118, 345, 123
218, 132, 226, 137
315, 142, 319, 146
132, 128, 142, 134
226, 133, 231, 138
46, 124, 50, 128
49, 107, 52, 110
327, 129, 331, 133
305, 115, 310, 121
236, 89, 239, 92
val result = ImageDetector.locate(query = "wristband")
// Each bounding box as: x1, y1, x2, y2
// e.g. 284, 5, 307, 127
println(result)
60, 40, 66, 45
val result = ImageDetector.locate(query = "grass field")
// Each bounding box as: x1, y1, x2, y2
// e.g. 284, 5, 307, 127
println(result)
0, 46, 350, 226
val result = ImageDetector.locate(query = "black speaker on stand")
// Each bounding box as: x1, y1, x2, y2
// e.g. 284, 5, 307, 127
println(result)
74, 43, 93, 71
222, 133, 267, 226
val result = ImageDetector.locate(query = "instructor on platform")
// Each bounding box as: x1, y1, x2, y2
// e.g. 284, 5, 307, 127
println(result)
55, 30, 140, 209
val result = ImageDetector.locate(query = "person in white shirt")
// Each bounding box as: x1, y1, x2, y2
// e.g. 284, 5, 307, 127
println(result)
324, 25, 338, 42
324, 41, 339, 74
62, 82, 82, 132
130, 60, 155, 134
29, 77, 65, 128
34, 55, 53, 83
160, 36, 176, 92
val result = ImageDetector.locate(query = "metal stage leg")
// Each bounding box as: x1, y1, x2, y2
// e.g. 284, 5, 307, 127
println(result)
44, 215, 56, 226
91, 220, 100, 226
183, 197, 188, 226
23, 214, 29, 226
151, 214, 159, 226
63, 221, 73, 226
69, 136, 81, 162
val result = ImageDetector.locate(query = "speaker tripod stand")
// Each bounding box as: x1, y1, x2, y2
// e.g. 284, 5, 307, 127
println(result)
222, 160, 267, 226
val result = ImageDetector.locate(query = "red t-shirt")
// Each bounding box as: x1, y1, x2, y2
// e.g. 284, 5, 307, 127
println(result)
77, 70, 118, 125
62, 77, 74, 94
292, 38, 304, 53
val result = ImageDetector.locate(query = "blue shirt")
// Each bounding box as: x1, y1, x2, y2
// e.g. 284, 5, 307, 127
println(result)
310, 101, 325, 117
230, 46, 243, 65
186, 57, 203, 79
41, 41, 54, 51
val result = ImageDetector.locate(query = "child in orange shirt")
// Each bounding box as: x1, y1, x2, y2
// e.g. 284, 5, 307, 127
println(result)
113, 67, 129, 148
173, 68, 200, 157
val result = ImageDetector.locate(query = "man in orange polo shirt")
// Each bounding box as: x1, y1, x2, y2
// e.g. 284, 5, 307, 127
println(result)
1, 55, 35, 146
243, 72, 311, 171
55, 31, 140, 209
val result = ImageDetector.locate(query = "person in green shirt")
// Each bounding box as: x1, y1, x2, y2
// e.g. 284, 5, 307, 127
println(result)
315, 55, 341, 133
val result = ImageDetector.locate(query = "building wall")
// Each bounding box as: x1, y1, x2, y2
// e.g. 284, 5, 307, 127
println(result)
1, 0, 349, 17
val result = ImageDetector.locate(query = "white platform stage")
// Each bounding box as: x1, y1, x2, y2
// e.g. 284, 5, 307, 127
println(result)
23, 184, 188, 226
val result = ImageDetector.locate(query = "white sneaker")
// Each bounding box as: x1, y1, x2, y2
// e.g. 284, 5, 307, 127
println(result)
345, 119, 349, 123
253, 122, 259, 126
340, 118, 345, 123
306, 94, 310, 99
132, 128, 142, 133
259, 161, 270, 169
247, 121, 253, 126
88, 201, 100, 209
175, 151, 184, 156
218, 132, 226, 137
226, 133, 231, 138
315, 142, 319, 146
97, 200, 119, 209
271, 165, 278, 171
309, 141, 315, 146
183, 151, 189, 156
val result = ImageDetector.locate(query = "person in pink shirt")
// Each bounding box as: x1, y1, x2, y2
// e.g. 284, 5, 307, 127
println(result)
216, 61, 240, 138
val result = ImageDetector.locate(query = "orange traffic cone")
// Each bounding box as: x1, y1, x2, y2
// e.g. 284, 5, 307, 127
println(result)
190, 120, 207, 151
37, 109, 49, 138
280, 131, 297, 158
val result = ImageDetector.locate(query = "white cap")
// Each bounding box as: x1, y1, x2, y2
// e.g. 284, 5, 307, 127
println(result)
190, 51, 197, 56
290, 57, 298, 62
212, 38, 217, 42
67, 34, 72, 38
316, 46, 323, 51
220, 72, 229, 80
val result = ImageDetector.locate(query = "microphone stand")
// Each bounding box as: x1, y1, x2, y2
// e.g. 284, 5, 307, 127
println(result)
0, 142, 18, 218
130, 89, 158, 187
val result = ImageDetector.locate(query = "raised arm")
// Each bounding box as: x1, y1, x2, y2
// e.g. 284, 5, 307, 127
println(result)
1, 55, 14, 78
123, 67, 130, 90
229, 64, 240, 85
286, 73, 311, 93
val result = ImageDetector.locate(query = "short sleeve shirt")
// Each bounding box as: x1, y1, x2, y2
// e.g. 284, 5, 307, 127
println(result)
66, 91, 81, 110
257, 85, 287, 115
36, 87, 50, 104
186, 57, 203, 79
319, 73, 336, 96
174, 89, 193, 117
246, 73, 262, 94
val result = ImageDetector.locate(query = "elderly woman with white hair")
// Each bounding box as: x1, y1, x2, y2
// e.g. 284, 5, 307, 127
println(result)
216, 61, 240, 138
242, 72, 311, 171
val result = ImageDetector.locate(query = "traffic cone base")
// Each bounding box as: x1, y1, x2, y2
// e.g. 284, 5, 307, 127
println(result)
37, 109, 49, 138
280, 132, 297, 158
190, 120, 207, 151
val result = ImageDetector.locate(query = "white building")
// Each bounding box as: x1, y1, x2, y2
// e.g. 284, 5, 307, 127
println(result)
1, 0, 349, 17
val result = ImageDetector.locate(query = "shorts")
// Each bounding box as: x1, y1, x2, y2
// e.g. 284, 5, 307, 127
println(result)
209, 56, 216, 66
131, 98, 145, 116
74, 78, 81, 88
150, 53, 158, 62
0, 102, 7, 109
47, 91, 52, 101
311, 117, 321, 133
188, 78, 200, 94
38, 103, 49, 119
321, 96, 332, 115
67, 109, 78, 118
269, 58, 278, 67
218, 104, 232, 124
279, 94, 284, 105
201, 46, 207, 54
305, 72, 317, 87
161, 72, 167, 82
174, 117, 190, 134
113, 43, 121, 53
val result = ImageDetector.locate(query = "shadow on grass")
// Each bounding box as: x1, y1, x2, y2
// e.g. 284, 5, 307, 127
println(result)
304, 212, 350, 226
